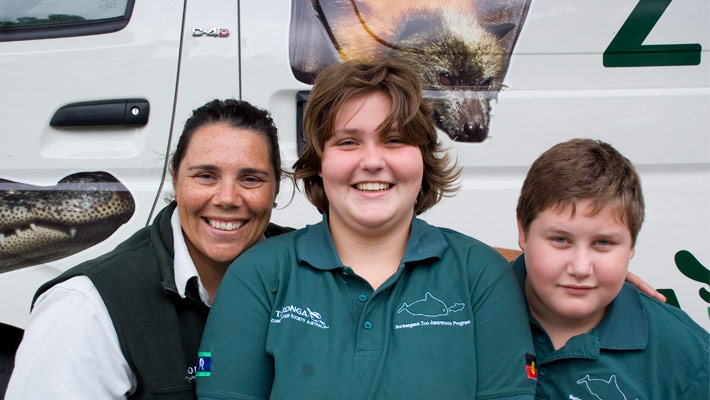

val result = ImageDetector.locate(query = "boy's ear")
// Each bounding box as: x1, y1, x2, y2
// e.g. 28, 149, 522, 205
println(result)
630, 248, 636, 260
516, 218, 526, 251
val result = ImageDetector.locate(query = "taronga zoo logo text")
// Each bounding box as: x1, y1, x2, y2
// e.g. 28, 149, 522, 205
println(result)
271, 304, 329, 329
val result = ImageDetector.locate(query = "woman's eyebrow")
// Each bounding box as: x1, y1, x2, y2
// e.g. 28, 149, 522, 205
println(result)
239, 167, 271, 176
186, 164, 219, 171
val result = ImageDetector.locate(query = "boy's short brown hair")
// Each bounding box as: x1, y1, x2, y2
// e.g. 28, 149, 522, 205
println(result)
293, 59, 460, 214
516, 139, 644, 244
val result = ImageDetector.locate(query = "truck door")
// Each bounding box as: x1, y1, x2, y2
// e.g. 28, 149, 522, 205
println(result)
0, 0, 184, 329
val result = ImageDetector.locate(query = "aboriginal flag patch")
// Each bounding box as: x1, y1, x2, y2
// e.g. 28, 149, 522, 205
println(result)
525, 353, 537, 379
196, 352, 212, 376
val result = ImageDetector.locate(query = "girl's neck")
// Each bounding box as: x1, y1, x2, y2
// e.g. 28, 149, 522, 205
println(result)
329, 218, 411, 290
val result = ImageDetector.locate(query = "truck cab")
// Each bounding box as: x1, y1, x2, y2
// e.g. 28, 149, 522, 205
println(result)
0, 0, 708, 391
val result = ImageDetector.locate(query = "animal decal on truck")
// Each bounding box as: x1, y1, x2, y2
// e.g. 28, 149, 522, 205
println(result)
289, 0, 531, 142
0, 172, 135, 273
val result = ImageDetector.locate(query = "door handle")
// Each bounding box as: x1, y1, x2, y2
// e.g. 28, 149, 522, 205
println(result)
50, 99, 149, 127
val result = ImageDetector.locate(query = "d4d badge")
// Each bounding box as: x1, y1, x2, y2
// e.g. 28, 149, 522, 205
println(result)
192, 28, 230, 37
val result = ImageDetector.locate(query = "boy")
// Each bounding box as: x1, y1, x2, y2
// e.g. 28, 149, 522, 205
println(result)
513, 138, 709, 399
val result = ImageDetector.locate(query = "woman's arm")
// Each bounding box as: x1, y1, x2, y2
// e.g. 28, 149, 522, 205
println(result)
5, 276, 135, 399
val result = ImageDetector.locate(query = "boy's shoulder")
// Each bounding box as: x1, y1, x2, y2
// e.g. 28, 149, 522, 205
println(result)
633, 284, 709, 344
603, 283, 708, 354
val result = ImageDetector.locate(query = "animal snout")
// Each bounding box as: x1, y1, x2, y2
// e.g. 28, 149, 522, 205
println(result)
432, 94, 491, 143
463, 119, 488, 143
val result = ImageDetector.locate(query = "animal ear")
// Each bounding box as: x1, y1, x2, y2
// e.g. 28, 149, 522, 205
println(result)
486, 22, 515, 38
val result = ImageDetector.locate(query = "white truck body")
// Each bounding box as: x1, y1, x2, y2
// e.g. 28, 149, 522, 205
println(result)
0, 0, 707, 346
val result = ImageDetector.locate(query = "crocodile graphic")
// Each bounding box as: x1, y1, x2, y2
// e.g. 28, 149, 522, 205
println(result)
397, 292, 465, 317
0, 172, 135, 273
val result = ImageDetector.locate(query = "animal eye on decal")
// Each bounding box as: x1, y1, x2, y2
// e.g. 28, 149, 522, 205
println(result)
437, 71, 454, 87
480, 78, 493, 90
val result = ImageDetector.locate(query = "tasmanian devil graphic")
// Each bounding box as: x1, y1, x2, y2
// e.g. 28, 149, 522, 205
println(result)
290, 0, 532, 142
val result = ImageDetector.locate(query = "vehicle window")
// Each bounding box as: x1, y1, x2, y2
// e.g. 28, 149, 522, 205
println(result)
0, 0, 133, 41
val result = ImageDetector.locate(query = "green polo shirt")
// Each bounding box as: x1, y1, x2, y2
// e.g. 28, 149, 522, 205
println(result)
511, 256, 710, 400
197, 215, 536, 399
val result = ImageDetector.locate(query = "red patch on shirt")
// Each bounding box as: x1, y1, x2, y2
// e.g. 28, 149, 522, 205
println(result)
526, 354, 537, 380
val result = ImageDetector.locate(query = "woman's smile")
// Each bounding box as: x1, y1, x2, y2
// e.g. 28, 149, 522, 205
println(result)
205, 217, 247, 232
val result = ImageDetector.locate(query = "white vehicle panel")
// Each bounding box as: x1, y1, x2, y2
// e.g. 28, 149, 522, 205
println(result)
0, 1, 184, 329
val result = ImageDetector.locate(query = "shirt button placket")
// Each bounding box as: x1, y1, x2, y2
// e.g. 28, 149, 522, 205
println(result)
359, 294, 373, 330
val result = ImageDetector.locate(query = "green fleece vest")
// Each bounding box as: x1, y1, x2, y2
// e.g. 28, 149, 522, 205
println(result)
35, 203, 293, 399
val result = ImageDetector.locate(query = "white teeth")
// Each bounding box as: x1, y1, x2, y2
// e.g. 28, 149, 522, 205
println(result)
356, 182, 391, 191
69, 227, 78, 239
209, 219, 244, 231
15, 228, 22, 236
29, 223, 37, 232
0, 233, 4, 246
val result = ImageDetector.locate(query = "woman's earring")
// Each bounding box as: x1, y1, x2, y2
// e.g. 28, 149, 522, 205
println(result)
273, 202, 278, 208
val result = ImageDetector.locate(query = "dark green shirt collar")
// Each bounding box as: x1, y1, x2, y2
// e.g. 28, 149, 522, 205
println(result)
511, 255, 648, 353
597, 282, 648, 350
296, 213, 448, 271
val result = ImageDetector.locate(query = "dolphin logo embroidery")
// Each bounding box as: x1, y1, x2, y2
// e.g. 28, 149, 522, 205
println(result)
576, 375, 628, 400
397, 292, 465, 317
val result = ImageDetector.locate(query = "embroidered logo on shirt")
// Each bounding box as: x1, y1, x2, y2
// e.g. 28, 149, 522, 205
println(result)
576, 374, 629, 400
394, 292, 470, 329
397, 292, 465, 317
525, 353, 537, 380
271, 304, 329, 329
196, 352, 212, 376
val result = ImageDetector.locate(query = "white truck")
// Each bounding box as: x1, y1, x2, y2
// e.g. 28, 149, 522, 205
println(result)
0, 0, 708, 389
